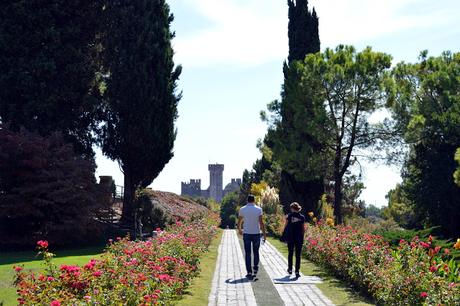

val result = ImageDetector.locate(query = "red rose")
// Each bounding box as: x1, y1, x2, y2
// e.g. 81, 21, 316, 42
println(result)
37, 240, 49, 249
93, 270, 102, 277
420, 241, 430, 249
50, 300, 61, 306
420, 292, 428, 298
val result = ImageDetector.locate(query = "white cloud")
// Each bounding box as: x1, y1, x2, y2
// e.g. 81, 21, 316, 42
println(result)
173, 0, 455, 68
309, 0, 453, 48
174, 0, 288, 68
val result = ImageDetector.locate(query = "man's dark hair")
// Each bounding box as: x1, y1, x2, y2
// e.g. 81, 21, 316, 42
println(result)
247, 195, 255, 203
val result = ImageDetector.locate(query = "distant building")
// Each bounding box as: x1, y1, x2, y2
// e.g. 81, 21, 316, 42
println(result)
181, 163, 241, 202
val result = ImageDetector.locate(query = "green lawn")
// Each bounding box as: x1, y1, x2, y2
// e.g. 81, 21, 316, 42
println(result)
268, 238, 375, 306
0, 246, 103, 306
175, 229, 223, 306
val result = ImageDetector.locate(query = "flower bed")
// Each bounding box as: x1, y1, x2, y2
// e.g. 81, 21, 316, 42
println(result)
304, 221, 460, 305
14, 214, 219, 305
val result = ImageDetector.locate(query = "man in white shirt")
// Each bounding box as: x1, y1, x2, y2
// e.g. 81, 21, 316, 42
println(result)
237, 194, 267, 279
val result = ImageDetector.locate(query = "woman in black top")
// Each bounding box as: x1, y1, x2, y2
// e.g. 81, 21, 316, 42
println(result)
283, 202, 306, 278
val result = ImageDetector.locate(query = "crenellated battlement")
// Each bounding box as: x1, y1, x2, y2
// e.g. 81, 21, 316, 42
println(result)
181, 179, 202, 198
231, 178, 242, 185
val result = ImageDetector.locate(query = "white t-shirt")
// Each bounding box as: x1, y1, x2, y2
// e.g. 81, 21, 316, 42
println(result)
239, 203, 263, 234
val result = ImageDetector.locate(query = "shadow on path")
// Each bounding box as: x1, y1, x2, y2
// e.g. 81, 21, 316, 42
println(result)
273, 275, 299, 282
225, 277, 255, 284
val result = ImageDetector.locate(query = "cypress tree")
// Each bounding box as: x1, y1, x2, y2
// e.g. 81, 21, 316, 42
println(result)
268, 0, 323, 215
0, 0, 103, 157
287, 0, 320, 63
100, 0, 181, 223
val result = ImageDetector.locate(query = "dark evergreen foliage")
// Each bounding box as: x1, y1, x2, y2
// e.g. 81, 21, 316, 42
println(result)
278, 171, 323, 216
0, 126, 102, 248
100, 0, 182, 223
0, 0, 103, 157
265, 0, 323, 214
402, 143, 460, 237
287, 0, 320, 63
391, 51, 460, 237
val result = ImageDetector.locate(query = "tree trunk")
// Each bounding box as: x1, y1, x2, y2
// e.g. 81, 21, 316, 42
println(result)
120, 170, 135, 226
333, 172, 343, 224
333, 148, 343, 224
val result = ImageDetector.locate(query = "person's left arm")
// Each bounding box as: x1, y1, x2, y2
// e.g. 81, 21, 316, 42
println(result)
259, 214, 267, 241
282, 215, 289, 231
303, 216, 307, 235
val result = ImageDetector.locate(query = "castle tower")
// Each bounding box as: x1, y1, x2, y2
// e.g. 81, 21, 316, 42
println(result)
208, 164, 224, 202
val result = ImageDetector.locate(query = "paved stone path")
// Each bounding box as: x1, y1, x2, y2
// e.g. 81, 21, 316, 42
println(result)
259, 240, 335, 306
209, 230, 335, 306
208, 229, 257, 306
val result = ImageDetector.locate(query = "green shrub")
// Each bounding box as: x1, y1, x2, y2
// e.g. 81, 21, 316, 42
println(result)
220, 192, 239, 228
373, 227, 433, 247
264, 214, 284, 237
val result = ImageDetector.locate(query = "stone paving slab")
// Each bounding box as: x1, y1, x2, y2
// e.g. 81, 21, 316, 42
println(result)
208, 230, 257, 306
259, 240, 335, 306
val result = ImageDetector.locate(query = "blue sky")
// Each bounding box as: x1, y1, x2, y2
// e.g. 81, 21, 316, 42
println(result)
95, 0, 460, 207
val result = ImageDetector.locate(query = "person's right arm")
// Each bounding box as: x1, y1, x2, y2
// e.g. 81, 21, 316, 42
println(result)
237, 216, 244, 235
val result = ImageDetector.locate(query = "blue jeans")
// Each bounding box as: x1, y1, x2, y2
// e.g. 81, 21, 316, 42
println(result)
243, 233, 261, 274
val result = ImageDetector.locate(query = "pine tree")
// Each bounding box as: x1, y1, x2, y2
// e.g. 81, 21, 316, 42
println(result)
100, 0, 181, 223
0, 0, 103, 157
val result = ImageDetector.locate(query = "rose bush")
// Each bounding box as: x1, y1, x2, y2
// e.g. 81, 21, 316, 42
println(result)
14, 214, 219, 305
304, 220, 460, 305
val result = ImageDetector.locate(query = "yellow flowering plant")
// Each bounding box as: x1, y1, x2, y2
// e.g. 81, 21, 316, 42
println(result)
454, 238, 460, 250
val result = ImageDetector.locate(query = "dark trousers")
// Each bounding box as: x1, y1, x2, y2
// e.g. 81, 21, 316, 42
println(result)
288, 240, 303, 273
243, 233, 261, 274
